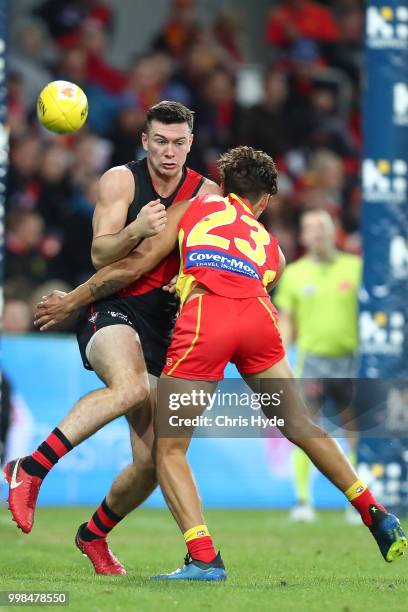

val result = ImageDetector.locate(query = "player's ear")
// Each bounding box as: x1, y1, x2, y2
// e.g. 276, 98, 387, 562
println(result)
141, 132, 148, 152
187, 133, 193, 152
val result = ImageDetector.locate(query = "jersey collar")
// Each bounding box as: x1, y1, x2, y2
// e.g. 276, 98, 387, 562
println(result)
229, 193, 255, 215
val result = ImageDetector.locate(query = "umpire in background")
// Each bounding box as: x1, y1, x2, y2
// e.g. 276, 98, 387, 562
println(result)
274, 209, 362, 522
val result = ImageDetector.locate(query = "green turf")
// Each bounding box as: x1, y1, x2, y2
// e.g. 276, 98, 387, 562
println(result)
0, 506, 407, 611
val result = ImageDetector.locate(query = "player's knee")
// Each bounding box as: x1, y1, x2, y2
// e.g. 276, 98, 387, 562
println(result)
115, 383, 150, 416
286, 422, 328, 446
282, 412, 321, 441
154, 441, 184, 469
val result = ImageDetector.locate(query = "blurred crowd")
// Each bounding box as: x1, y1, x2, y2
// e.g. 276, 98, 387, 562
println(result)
5, 0, 364, 333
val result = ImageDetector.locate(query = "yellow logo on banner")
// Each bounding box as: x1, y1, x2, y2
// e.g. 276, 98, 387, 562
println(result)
367, 5, 408, 48
381, 6, 393, 20
377, 160, 391, 174
374, 312, 387, 327
362, 159, 407, 204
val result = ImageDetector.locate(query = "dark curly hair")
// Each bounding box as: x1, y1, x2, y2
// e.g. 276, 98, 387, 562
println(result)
146, 101, 194, 132
218, 146, 278, 201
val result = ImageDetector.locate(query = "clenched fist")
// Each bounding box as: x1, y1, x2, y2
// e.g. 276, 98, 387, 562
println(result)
131, 199, 167, 238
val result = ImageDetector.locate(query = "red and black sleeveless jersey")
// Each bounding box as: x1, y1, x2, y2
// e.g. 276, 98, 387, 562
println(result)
118, 158, 204, 300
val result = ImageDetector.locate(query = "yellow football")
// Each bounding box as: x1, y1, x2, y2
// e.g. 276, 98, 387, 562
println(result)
37, 80, 88, 134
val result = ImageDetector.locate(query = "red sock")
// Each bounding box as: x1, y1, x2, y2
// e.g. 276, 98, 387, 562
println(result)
184, 524, 216, 563
351, 489, 385, 526
187, 536, 216, 563
23, 428, 73, 479
84, 498, 123, 540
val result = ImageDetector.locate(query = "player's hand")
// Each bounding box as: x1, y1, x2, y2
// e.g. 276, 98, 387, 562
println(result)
162, 275, 178, 294
34, 290, 73, 331
134, 199, 167, 238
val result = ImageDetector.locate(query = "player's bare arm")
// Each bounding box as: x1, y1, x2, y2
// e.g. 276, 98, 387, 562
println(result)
91, 166, 167, 269
270, 248, 294, 348
35, 200, 192, 330
160, 178, 221, 294
277, 308, 295, 349
267, 247, 286, 291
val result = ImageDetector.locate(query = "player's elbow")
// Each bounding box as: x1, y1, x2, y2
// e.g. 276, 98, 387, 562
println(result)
92, 256, 104, 271
91, 244, 105, 270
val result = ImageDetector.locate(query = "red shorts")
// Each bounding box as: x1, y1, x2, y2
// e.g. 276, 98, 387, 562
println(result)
163, 294, 285, 380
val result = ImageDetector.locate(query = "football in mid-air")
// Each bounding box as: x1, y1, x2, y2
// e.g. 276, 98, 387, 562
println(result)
37, 80, 88, 134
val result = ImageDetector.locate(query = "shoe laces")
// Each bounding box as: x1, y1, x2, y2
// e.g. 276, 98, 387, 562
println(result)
184, 553, 192, 566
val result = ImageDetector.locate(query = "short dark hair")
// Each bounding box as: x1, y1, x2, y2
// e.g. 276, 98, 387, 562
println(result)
218, 146, 278, 200
145, 101, 194, 132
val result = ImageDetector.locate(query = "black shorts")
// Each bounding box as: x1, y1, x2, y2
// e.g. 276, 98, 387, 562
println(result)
302, 378, 354, 412
76, 292, 177, 377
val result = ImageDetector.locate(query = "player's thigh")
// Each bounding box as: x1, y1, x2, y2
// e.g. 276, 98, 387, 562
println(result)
244, 353, 294, 381
88, 324, 149, 392
244, 356, 320, 438
243, 355, 294, 419
155, 374, 217, 456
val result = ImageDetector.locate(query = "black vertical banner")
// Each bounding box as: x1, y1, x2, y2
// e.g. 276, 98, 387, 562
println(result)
359, 1, 408, 377
0, 0, 7, 372
358, 2, 408, 514
0, 0, 8, 430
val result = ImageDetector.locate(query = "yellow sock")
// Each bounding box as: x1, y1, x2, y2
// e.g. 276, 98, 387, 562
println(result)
344, 479, 367, 501
184, 524, 210, 543
293, 447, 312, 504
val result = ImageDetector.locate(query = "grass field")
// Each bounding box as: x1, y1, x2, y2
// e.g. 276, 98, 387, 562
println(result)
0, 506, 407, 611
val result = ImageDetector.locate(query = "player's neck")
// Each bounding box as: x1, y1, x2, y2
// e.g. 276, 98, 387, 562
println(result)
147, 158, 184, 198
308, 249, 337, 263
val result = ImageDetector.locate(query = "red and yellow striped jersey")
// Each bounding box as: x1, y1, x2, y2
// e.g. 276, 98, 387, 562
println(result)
176, 193, 280, 304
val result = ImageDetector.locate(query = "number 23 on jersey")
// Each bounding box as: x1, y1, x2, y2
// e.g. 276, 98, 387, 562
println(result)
186, 194, 271, 267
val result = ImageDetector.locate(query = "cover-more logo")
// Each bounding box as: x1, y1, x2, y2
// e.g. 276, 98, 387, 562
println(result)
366, 5, 408, 48
362, 159, 407, 204
393, 82, 408, 126
360, 310, 404, 356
